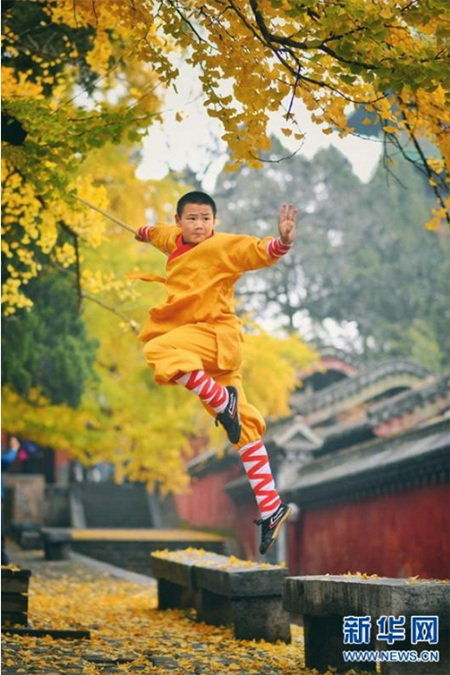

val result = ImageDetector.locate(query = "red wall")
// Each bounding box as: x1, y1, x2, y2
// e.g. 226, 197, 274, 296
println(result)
174, 467, 260, 558
291, 483, 449, 579
233, 501, 260, 560
175, 467, 240, 530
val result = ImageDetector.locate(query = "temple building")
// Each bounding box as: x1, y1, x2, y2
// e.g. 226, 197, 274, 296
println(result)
175, 352, 450, 578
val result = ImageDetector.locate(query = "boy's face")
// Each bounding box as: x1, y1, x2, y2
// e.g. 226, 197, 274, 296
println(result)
175, 203, 215, 243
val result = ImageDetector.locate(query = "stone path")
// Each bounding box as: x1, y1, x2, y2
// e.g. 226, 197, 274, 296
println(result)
2, 544, 317, 675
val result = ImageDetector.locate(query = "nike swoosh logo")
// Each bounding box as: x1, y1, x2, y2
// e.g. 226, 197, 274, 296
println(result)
269, 509, 286, 528
228, 395, 237, 418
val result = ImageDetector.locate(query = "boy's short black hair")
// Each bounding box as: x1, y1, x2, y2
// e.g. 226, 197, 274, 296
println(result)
176, 191, 217, 217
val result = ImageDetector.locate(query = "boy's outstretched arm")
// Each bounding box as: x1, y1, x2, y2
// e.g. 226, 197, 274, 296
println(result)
226, 203, 298, 272
135, 227, 151, 243
134, 223, 181, 256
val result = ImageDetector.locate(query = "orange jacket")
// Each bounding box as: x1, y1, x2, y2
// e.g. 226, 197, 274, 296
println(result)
134, 225, 280, 370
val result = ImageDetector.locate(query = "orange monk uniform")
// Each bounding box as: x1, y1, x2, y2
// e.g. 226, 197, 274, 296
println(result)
135, 224, 281, 450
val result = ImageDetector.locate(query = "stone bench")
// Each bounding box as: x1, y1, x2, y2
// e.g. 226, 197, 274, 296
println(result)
283, 575, 450, 675
1, 567, 31, 626
41, 528, 226, 570
41, 528, 72, 560
151, 548, 291, 643
12, 522, 43, 550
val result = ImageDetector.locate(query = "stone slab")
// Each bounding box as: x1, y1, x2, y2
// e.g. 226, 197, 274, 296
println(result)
1, 568, 32, 579
1, 594, 28, 612
152, 549, 288, 597
1, 611, 28, 627
20, 530, 42, 550
194, 564, 288, 598
283, 575, 449, 675
1, 568, 31, 594
2, 627, 91, 639
150, 553, 196, 588
71, 528, 225, 542
41, 528, 72, 543
283, 575, 450, 624
232, 596, 291, 642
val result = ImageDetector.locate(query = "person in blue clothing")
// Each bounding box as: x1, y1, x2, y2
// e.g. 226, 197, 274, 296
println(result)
1, 436, 20, 564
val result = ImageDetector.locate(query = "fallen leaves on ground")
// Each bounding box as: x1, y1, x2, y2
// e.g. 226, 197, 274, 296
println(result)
2, 559, 326, 675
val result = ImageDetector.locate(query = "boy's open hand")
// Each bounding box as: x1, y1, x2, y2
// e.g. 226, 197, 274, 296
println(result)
278, 203, 298, 245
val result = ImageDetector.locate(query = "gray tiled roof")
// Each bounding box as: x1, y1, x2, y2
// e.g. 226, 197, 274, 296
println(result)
368, 372, 450, 425
291, 359, 432, 416
316, 346, 364, 369
282, 419, 449, 505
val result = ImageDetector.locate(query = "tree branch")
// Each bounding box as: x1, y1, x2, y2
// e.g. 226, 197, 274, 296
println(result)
249, 143, 303, 164
228, 0, 384, 105
81, 292, 139, 334
42, 260, 139, 334
398, 108, 450, 224
167, 0, 208, 44
249, 0, 378, 70
55, 220, 83, 311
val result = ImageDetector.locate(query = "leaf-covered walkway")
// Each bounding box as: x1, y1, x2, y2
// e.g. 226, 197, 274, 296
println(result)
2, 546, 325, 675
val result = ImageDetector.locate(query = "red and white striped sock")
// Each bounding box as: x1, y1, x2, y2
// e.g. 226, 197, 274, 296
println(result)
267, 236, 292, 259
174, 370, 229, 413
239, 440, 282, 519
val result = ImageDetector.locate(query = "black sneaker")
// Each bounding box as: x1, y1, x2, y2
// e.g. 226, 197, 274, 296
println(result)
254, 502, 292, 555
215, 386, 241, 444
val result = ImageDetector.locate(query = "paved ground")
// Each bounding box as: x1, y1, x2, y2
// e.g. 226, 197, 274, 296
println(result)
2, 543, 317, 675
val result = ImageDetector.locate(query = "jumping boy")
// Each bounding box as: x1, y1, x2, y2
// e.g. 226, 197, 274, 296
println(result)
135, 191, 297, 555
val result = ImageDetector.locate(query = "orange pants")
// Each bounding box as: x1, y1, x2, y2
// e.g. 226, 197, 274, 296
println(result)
143, 323, 265, 449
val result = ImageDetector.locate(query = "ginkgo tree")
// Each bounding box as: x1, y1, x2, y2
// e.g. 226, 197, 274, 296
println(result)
1, 0, 165, 314
2, 0, 449, 315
